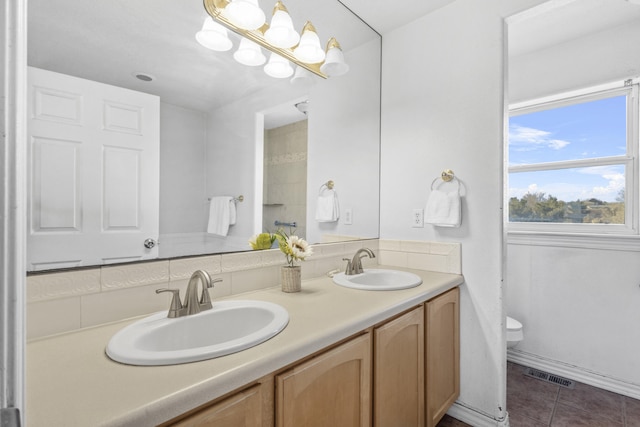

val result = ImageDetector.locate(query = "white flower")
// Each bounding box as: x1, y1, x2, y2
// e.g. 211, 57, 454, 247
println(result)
287, 235, 313, 261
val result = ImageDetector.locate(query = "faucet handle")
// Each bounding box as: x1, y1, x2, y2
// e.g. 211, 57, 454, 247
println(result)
199, 278, 223, 308
156, 288, 183, 318
342, 258, 352, 275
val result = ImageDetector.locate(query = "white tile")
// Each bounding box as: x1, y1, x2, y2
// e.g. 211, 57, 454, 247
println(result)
378, 239, 401, 251
231, 266, 279, 294
27, 268, 101, 302
169, 255, 222, 280
221, 251, 263, 272
407, 253, 448, 272
101, 261, 169, 290
378, 250, 408, 267
81, 283, 168, 328
401, 240, 431, 253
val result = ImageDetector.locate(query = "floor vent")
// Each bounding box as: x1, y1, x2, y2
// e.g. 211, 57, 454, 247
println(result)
524, 367, 575, 389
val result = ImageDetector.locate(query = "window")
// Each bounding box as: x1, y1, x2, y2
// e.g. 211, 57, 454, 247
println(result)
507, 80, 639, 235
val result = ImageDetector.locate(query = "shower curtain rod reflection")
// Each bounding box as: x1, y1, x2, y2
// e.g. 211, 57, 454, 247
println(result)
275, 220, 297, 228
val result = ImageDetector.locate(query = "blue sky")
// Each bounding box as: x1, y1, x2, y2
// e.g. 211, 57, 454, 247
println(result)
509, 95, 627, 203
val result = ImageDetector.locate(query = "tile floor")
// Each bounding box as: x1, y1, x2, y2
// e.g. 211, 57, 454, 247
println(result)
436, 362, 640, 427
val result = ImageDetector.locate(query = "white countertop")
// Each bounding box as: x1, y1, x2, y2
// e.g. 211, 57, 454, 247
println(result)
26, 267, 463, 427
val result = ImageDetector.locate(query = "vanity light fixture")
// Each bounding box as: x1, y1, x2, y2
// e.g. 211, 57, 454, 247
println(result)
196, 17, 233, 51
202, 0, 348, 80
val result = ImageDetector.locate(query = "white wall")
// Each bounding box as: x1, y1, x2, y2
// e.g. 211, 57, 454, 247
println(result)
379, 0, 544, 423
507, 6, 640, 397
159, 102, 207, 234
306, 38, 381, 244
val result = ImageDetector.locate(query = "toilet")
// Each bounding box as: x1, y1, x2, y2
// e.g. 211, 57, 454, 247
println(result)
507, 316, 524, 348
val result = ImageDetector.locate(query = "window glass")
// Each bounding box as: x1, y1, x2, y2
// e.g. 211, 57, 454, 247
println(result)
508, 165, 625, 224
509, 95, 627, 165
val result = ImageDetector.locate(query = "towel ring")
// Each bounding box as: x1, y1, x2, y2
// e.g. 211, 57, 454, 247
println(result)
431, 175, 460, 191
319, 180, 335, 194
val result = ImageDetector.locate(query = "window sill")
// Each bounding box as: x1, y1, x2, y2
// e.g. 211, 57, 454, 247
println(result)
507, 230, 640, 252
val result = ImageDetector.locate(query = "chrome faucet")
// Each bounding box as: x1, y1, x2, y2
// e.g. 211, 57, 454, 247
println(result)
343, 248, 376, 275
156, 270, 222, 318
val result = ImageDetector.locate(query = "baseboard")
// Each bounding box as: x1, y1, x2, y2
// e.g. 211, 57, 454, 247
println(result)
447, 402, 509, 427
508, 349, 640, 400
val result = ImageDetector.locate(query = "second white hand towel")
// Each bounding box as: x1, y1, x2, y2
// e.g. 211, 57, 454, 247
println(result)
207, 196, 234, 236
315, 189, 340, 222
425, 189, 461, 227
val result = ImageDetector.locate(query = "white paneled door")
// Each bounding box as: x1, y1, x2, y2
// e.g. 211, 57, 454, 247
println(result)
27, 67, 160, 270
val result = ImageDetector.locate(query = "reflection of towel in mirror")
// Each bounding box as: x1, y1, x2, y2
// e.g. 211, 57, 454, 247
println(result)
315, 189, 340, 222
425, 189, 461, 228
207, 196, 234, 236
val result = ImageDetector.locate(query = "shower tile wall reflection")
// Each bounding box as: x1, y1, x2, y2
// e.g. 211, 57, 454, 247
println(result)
263, 119, 308, 238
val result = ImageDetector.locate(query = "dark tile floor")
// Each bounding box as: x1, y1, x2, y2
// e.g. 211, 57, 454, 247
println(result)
436, 362, 640, 427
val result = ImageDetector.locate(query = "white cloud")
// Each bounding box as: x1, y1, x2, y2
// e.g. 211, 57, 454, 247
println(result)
509, 124, 571, 151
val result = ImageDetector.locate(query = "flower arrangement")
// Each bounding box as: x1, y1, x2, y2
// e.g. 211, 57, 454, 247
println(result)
275, 228, 313, 267
249, 232, 276, 250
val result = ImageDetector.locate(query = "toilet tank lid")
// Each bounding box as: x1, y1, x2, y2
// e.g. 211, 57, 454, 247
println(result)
507, 316, 523, 330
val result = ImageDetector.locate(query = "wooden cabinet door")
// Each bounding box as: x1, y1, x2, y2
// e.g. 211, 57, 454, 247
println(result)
426, 287, 460, 427
167, 382, 271, 427
275, 332, 371, 427
374, 306, 424, 427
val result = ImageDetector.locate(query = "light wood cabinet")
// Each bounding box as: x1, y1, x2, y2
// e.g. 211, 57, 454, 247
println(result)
275, 333, 372, 427
426, 287, 460, 427
374, 306, 425, 427
161, 286, 460, 427
164, 378, 273, 427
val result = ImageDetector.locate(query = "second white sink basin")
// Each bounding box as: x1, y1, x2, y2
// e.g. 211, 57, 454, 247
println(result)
332, 269, 423, 291
106, 300, 289, 366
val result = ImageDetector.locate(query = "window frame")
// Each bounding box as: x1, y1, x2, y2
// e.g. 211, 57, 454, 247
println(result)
507, 79, 640, 237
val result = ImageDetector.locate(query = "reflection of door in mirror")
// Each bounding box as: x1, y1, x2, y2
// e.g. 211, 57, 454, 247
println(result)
263, 119, 308, 239
27, 67, 160, 271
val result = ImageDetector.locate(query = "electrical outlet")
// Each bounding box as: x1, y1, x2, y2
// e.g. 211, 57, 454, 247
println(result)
412, 209, 424, 228
344, 208, 353, 225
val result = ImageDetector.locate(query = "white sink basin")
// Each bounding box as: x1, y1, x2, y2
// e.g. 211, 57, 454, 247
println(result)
333, 269, 423, 291
106, 300, 289, 366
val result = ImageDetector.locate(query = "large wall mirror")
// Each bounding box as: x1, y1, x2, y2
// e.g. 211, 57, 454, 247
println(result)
27, 0, 381, 271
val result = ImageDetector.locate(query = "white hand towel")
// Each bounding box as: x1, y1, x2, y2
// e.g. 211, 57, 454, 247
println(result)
207, 196, 234, 236
425, 189, 461, 228
315, 189, 340, 222
228, 200, 237, 225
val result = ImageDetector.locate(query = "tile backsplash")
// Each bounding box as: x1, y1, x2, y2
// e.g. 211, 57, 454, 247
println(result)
27, 239, 461, 339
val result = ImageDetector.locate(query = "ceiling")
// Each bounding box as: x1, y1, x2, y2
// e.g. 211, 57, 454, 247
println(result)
509, 0, 640, 57
338, 0, 456, 34
28, 0, 640, 118
28, 0, 379, 115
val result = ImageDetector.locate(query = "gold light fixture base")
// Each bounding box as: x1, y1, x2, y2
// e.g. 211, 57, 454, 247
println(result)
203, 0, 328, 79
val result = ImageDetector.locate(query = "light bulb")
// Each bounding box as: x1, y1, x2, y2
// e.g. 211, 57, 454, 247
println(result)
224, 0, 266, 31
264, 52, 294, 78
320, 38, 349, 76
233, 38, 266, 66
293, 21, 325, 64
264, 2, 299, 48
195, 17, 232, 52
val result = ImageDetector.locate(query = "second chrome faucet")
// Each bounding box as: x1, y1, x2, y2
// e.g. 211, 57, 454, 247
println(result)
343, 248, 376, 275
156, 270, 223, 318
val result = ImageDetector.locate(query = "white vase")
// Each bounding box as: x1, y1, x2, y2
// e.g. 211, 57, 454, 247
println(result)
281, 265, 301, 293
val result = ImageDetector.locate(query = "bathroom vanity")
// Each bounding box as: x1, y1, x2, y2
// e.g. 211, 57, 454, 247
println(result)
26, 268, 462, 427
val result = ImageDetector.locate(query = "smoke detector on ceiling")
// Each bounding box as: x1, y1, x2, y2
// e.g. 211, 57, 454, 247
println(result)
295, 100, 309, 115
